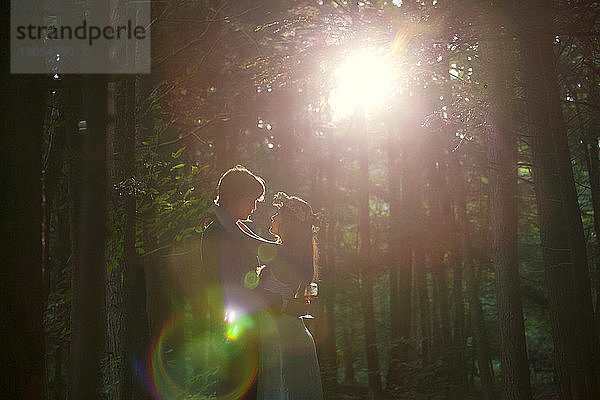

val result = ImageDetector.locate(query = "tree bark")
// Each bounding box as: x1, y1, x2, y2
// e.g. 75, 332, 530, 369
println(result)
341, 308, 357, 384
70, 75, 108, 399
485, 23, 532, 400
120, 77, 152, 400
432, 260, 451, 362
574, 89, 600, 331
451, 255, 467, 390
0, 63, 46, 400
318, 128, 339, 394
451, 156, 496, 400
518, 0, 600, 397
427, 152, 452, 367
411, 159, 431, 366
414, 244, 431, 365
385, 127, 412, 395
356, 107, 382, 398
582, 134, 600, 329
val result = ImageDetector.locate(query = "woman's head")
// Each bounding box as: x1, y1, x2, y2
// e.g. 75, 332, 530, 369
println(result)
270, 192, 319, 283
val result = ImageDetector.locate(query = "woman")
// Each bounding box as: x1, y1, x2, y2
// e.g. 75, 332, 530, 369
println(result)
256, 192, 324, 400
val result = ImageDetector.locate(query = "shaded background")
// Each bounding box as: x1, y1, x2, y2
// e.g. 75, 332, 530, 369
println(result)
2, 0, 600, 399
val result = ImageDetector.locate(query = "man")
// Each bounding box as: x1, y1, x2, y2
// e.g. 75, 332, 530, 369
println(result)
198, 165, 281, 399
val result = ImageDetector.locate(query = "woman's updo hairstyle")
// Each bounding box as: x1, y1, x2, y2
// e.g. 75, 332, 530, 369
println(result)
272, 192, 319, 284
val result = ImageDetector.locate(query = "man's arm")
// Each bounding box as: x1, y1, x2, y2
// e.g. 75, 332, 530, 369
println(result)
199, 224, 225, 328
166, 234, 204, 309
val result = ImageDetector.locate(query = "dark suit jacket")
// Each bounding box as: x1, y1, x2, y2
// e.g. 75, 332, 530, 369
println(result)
167, 208, 281, 398
200, 214, 281, 323
201, 209, 283, 398
168, 210, 280, 325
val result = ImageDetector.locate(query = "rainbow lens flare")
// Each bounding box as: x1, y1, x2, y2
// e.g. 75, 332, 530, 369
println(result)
243, 270, 260, 289
258, 243, 277, 263
147, 312, 259, 399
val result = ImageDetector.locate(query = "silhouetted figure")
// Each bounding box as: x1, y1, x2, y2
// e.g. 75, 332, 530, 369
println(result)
256, 192, 324, 400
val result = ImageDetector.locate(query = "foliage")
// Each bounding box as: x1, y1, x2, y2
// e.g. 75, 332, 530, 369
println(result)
36, 0, 600, 399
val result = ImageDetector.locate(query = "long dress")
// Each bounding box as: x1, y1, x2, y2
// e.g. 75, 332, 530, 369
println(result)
256, 250, 324, 400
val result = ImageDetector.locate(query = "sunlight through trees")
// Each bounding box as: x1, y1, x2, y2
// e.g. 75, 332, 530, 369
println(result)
3, 1, 600, 400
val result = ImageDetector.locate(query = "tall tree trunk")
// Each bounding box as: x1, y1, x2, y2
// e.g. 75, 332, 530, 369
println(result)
579, 43, 600, 327
574, 89, 600, 329
42, 88, 70, 399
451, 254, 467, 391
70, 75, 108, 399
412, 160, 431, 365
581, 128, 600, 251
466, 229, 496, 400
427, 152, 452, 368
52, 197, 71, 400
120, 77, 151, 400
341, 306, 357, 384
104, 79, 122, 400
318, 129, 339, 394
448, 192, 466, 391
485, 22, 532, 400
582, 134, 600, 328
518, 1, 600, 397
0, 58, 46, 400
451, 156, 496, 400
432, 261, 451, 363
414, 244, 431, 365
386, 128, 412, 395
62, 83, 83, 399
356, 107, 382, 398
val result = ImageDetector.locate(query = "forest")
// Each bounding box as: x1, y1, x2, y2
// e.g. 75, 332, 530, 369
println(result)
2, 0, 600, 399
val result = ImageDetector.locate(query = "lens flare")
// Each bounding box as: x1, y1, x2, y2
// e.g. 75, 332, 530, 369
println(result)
147, 312, 259, 400
226, 323, 242, 341
243, 270, 260, 289
258, 243, 278, 262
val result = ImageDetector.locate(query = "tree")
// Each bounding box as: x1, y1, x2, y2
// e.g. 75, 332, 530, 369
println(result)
517, 0, 600, 398
0, 53, 47, 400
0, 3, 47, 399
356, 107, 383, 398
385, 123, 413, 396
452, 155, 496, 400
69, 75, 108, 399
484, 19, 532, 400
118, 77, 152, 400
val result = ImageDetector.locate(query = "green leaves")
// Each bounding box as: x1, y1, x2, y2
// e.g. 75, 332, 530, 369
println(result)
171, 146, 186, 158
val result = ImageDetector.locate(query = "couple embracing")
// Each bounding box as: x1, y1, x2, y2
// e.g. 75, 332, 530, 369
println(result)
192, 165, 324, 400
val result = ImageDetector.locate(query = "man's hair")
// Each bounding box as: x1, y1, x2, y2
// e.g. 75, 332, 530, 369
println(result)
214, 165, 265, 206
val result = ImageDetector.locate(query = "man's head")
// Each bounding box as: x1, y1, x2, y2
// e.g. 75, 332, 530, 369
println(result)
215, 165, 265, 221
